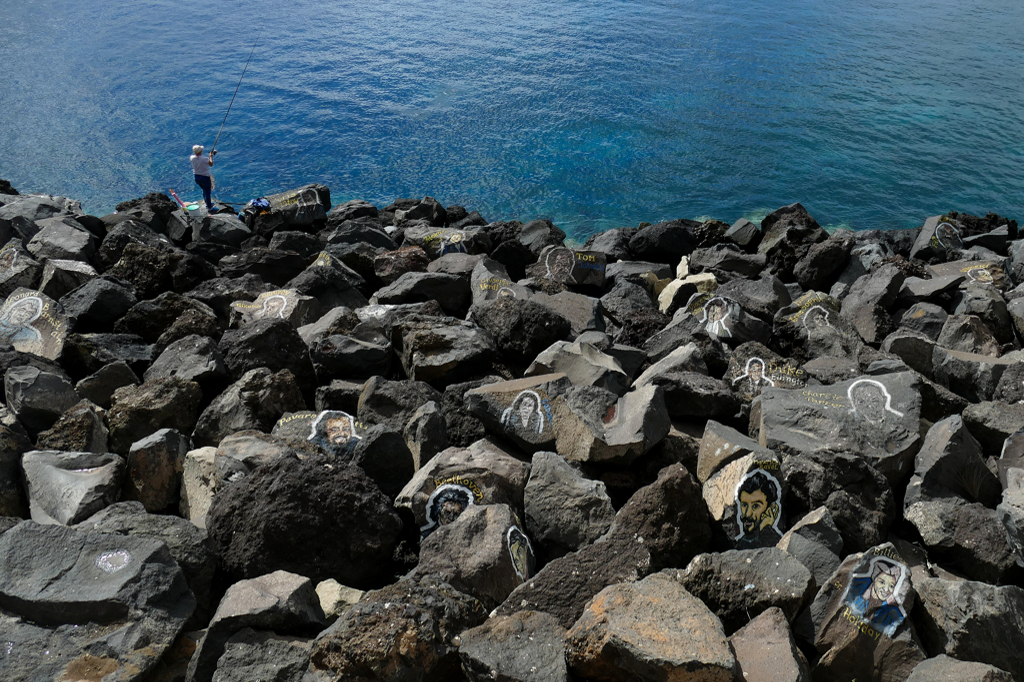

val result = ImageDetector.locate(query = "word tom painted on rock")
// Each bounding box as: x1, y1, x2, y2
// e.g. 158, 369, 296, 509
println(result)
307, 410, 363, 457
734, 466, 784, 549
0, 288, 66, 360
506, 525, 534, 580
839, 550, 911, 639
686, 292, 739, 339
230, 289, 300, 324
420, 482, 479, 537
544, 247, 606, 287
499, 389, 552, 436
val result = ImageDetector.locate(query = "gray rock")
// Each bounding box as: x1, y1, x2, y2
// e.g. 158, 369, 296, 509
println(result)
372, 271, 471, 317
952, 282, 1014, 345
0, 242, 43, 299
0, 521, 194, 682
61, 277, 138, 333
75, 360, 139, 409
900, 302, 950, 340
963, 401, 1024, 455
627, 219, 696, 265
107, 376, 202, 455
839, 263, 904, 343
530, 290, 605, 336
197, 213, 251, 247
696, 419, 772, 484
62, 333, 154, 384
34, 399, 108, 453
794, 228, 854, 291
755, 372, 922, 484
729, 607, 810, 682
526, 339, 631, 396
391, 313, 496, 388
725, 217, 761, 249
219, 317, 316, 389
26, 218, 96, 262
775, 507, 844, 587
124, 428, 190, 512
22, 450, 125, 525
307, 574, 486, 682
309, 325, 392, 382
144, 334, 230, 395
881, 329, 936, 379
192, 368, 305, 448
4, 365, 79, 433
396, 438, 531, 536
357, 375, 443, 432
179, 446, 217, 528
914, 575, 1024, 680
228, 288, 321, 329
414, 503, 533, 610
757, 203, 828, 276
459, 611, 568, 682
932, 347, 1020, 403
402, 400, 448, 470
898, 275, 965, 306
75, 500, 216, 626
906, 655, 1014, 682
296, 306, 360, 346
723, 341, 807, 404
566, 572, 737, 682
38, 258, 96, 300
473, 297, 572, 367
518, 219, 567, 256
210, 629, 310, 682
524, 451, 615, 561
773, 291, 864, 363
469, 257, 531, 307
702, 453, 786, 550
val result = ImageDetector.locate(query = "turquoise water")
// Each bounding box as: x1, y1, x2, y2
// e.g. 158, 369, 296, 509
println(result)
2, 0, 1023, 240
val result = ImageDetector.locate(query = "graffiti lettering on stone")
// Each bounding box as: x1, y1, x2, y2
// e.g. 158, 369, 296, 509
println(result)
784, 292, 834, 325
847, 379, 903, 423
432, 475, 484, 503
507, 525, 533, 580
95, 549, 133, 574
421, 483, 476, 537
734, 468, 783, 548
307, 410, 362, 456
478, 277, 514, 293
500, 390, 549, 435
0, 290, 65, 359
840, 554, 910, 638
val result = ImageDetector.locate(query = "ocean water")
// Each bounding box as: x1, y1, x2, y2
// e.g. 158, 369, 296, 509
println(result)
2, 0, 1023, 240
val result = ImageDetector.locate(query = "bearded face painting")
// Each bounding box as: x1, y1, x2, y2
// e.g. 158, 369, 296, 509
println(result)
545, 247, 576, 283
841, 557, 910, 637
420, 483, 476, 537
734, 469, 783, 548
307, 410, 361, 456
506, 525, 534, 580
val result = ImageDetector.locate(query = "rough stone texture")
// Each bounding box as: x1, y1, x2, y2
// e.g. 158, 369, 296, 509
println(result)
192, 368, 306, 448
144, 334, 230, 396
34, 399, 108, 453
524, 451, 616, 562
473, 297, 572, 366
207, 455, 402, 588
729, 607, 810, 682
4, 365, 79, 433
565, 572, 737, 682
124, 427, 190, 512
315, 579, 364, 623
357, 375, 443, 432
0, 521, 194, 682
22, 450, 125, 525
673, 548, 814, 634
913, 575, 1024, 681
775, 506, 844, 588
414, 503, 531, 610
906, 655, 1015, 682
107, 376, 202, 455
931, 346, 1019, 403
391, 313, 496, 388
459, 610, 568, 682
307, 574, 487, 682
208, 629, 310, 682
218, 317, 317, 389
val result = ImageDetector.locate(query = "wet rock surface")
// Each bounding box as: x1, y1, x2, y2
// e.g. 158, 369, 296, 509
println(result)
0, 183, 1020, 678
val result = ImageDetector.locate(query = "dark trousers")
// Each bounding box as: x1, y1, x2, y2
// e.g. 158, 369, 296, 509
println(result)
194, 174, 213, 208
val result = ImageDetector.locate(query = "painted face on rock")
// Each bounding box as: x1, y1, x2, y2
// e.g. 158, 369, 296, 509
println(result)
872, 572, 896, 601
749, 361, 764, 383
325, 418, 352, 444
518, 395, 537, 424
853, 384, 887, 423
739, 489, 768, 534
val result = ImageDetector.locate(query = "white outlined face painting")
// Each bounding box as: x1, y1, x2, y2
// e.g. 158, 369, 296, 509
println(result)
840, 556, 910, 637
0, 295, 44, 348
734, 468, 783, 545
496, 287, 517, 299
545, 247, 577, 283
701, 296, 733, 338
964, 264, 995, 284
506, 525, 533, 580
260, 295, 288, 319
500, 390, 546, 434
934, 221, 963, 252
440, 231, 467, 255
847, 379, 903, 423
420, 483, 476, 537
731, 357, 775, 395
308, 410, 361, 455
802, 305, 832, 331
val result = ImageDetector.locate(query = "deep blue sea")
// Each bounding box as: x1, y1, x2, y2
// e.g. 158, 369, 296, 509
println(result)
2, 0, 1023, 240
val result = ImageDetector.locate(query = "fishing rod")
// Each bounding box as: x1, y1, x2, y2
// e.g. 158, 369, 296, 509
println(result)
211, 21, 265, 156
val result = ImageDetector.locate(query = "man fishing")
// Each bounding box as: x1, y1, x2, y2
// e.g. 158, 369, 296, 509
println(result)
190, 145, 216, 211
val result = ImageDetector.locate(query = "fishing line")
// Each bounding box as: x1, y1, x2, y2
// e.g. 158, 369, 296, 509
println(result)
212, 21, 265, 155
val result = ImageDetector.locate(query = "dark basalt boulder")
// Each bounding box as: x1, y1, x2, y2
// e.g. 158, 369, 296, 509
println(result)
472, 297, 572, 368
106, 376, 202, 455
207, 455, 402, 587
627, 219, 698, 265
218, 317, 316, 388
218, 248, 308, 286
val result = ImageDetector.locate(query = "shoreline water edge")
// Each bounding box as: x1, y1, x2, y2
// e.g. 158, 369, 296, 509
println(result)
0, 177, 1023, 681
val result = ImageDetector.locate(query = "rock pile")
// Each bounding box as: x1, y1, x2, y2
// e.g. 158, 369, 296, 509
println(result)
0, 182, 1022, 681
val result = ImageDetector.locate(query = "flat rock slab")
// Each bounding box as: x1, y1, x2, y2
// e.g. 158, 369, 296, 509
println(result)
0, 521, 194, 682
928, 258, 1011, 291
459, 610, 568, 682
729, 607, 810, 682
565, 572, 737, 682
755, 372, 921, 483
23, 450, 125, 525
229, 288, 321, 328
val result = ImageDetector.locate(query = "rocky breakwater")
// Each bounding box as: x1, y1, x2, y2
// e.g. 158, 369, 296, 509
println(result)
0, 179, 1022, 681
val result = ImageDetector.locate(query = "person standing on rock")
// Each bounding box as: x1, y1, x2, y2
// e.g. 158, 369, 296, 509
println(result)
190, 144, 216, 211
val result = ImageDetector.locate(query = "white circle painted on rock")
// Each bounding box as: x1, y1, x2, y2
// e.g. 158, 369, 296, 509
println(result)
95, 550, 133, 574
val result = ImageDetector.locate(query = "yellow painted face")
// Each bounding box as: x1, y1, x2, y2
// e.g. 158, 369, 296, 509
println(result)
739, 489, 768, 533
